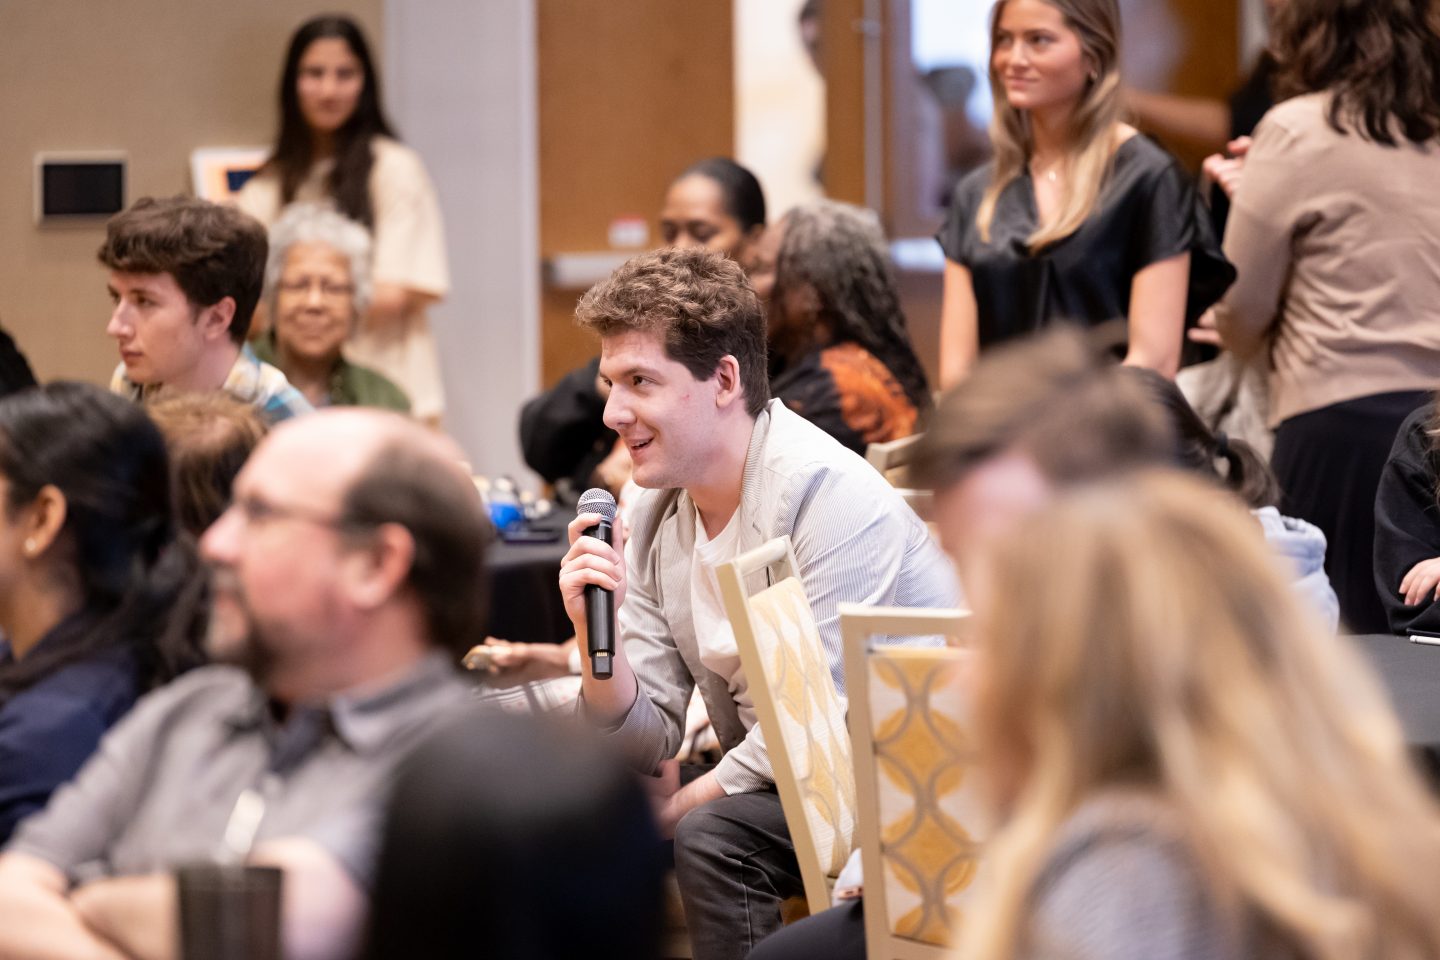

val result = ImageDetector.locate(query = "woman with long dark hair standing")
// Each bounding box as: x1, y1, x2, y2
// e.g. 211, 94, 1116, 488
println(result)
935, 0, 1232, 387
1214, 0, 1440, 632
0, 384, 196, 842
238, 15, 450, 424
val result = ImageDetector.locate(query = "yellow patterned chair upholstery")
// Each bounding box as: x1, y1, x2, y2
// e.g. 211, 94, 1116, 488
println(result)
840, 604, 983, 959
716, 536, 858, 916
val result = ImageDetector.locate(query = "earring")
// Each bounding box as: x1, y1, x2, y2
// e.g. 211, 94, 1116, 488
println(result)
1089, 70, 1099, 83
23, 538, 36, 555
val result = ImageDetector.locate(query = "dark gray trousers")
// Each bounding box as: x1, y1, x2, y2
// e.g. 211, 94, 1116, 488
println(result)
747, 900, 866, 960
672, 789, 804, 960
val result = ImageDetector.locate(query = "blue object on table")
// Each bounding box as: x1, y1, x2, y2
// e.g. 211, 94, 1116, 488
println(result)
489, 500, 524, 532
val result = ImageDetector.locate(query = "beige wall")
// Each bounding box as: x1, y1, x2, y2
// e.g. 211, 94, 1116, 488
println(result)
0, 0, 382, 384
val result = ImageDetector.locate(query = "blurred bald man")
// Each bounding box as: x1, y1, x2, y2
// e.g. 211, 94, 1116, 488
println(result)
0, 409, 488, 960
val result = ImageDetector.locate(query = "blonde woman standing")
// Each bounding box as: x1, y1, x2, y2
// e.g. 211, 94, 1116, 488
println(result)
956, 472, 1440, 960
936, 0, 1231, 386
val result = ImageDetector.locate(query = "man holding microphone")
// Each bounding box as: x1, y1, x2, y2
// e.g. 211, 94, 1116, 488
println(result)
557, 247, 957, 960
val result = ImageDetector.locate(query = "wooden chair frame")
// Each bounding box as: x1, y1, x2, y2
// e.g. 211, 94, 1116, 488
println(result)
864, 433, 924, 475
841, 603, 973, 960
716, 536, 849, 916
865, 434, 933, 519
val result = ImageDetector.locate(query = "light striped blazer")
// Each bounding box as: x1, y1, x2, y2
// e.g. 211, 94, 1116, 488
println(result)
594, 399, 960, 795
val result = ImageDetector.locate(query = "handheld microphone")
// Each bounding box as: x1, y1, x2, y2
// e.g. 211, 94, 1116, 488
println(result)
576, 487, 618, 680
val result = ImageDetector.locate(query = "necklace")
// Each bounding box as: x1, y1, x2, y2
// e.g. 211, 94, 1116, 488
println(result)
1030, 157, 1063, 183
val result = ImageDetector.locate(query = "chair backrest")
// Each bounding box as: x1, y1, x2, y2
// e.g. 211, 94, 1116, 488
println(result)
841, 604, 983, 960
716, 537, 857, 915
865, 433, 923, 478
897, 487, 934, 522
865, 434, 932, 520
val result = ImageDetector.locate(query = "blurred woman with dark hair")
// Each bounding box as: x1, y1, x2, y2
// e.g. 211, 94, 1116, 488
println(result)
1127, 367, 1338, 629
764, 199, 932, 454
1374, 396, 1440, 636
1213, 0, 1440, 633
365, 713, 665, 960
237, 14, 449, 424
660, 158, 769, 288
0, 384, 197, 842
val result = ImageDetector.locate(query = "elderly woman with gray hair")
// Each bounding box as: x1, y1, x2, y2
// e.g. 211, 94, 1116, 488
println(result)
253, 204, 411, 413
758, 199, 932, 454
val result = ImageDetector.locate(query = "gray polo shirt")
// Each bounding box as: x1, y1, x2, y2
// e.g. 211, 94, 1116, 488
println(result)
6, 653, 471, 890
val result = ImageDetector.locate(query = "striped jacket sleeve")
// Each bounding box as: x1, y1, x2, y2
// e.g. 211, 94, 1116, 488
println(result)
712, 462, 960, 795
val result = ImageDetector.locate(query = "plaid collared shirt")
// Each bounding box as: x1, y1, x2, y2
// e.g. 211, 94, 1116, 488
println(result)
110, 344, 313, 423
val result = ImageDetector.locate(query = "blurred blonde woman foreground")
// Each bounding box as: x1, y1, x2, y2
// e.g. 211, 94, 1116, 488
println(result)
959, 471, 1440, 960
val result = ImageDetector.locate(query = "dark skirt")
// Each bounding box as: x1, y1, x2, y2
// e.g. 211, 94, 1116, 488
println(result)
1271, 390, 1431, 633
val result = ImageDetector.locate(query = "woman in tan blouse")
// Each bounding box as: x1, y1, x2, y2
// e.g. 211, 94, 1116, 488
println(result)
1213, 0, 1440, 632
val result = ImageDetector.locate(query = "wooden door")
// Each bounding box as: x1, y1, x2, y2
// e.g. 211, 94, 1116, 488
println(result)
537, 1, 734, 387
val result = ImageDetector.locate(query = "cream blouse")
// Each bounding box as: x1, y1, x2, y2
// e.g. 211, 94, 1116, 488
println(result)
237, 136, 450, 419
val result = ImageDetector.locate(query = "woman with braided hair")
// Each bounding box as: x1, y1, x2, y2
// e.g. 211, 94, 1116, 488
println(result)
763, 199, 932, 455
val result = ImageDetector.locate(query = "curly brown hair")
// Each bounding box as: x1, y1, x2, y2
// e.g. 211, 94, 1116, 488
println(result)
1271, 0, 1440, 146
575, 247, 769, 417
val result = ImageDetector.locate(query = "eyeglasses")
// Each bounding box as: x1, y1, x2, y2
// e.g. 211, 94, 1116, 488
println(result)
228, 494, 370, 532
277, 277, 355, 300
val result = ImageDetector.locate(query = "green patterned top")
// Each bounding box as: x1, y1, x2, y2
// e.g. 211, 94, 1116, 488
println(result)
251, 336, 411, 414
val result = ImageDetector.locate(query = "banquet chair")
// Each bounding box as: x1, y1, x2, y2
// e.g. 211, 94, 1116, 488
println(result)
864, 433, 923, 479
865, 434, 932, 520
840, 604, 983, 959
716, 536, 858, 917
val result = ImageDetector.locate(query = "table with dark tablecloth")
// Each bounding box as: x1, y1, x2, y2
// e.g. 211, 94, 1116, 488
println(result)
1349, 633, 1440, 783
484, 530, 572, 647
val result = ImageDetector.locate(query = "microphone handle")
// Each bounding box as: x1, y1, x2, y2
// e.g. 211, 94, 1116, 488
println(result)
582, 519, 615, 679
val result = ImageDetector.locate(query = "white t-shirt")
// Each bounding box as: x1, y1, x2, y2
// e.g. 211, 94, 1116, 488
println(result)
690, 507, 756, 733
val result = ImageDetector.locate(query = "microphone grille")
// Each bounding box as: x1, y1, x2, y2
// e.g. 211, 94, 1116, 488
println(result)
577, 487, 618, 523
